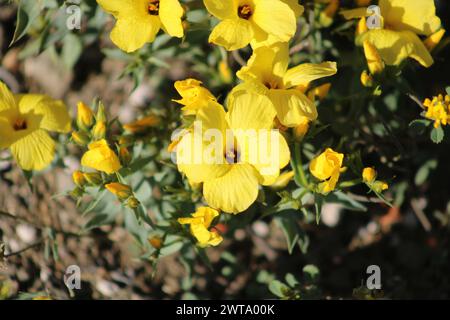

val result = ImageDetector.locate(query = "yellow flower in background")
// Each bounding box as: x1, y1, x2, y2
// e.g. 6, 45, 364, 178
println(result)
96, 0, 184, 53
236, 43, 337, 127
173, 79, 216, 115
342, 0, 442, 68
123, 115, 161, 133
72, 170, 87, 188
204, 0, 302, 51
76, 102, 94, 130
81, 139, 122, 174
105, 182, 133, 200
423, 94, 450, 128
309, 148, 344, 194
178, 207, 223, 247
0, 82, 71, 171
362, 167, 388, 193
176, 93, 290, 214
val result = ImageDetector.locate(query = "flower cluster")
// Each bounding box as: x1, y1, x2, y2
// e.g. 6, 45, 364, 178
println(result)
423, 94, 450, 129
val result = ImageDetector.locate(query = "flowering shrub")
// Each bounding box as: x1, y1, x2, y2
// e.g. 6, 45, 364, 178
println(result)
0, 0, 449, 300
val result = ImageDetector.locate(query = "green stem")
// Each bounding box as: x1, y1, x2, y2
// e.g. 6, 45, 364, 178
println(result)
339, 179, 362, 189
293, 143, 309, 188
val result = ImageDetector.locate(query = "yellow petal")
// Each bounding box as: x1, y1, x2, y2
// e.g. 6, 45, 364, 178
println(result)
363, 40, 385, 74
268, 89, 317, 127
358, 29, 434, 67
284, 61, 337, 88
424, 29, 446, 52
252, 0, 297, 42
110, 16, 161, 52
209, 18, 254, 51
203, 164, 260, 214
81, 139, 122, 174
10, 129, 55, 171
340, 8, 369, 20
227, 91, 276, 131
282, 0, 304, 18
379, 0, 441, 36
203, 0, 236, 19
15, 94, 71, 133
309, 148, 344, 181
96, 0, 144, 18
0, 81, 18, 122
0, 117, 16, 148
176, 132, 230, 183
159, 0, 184, 38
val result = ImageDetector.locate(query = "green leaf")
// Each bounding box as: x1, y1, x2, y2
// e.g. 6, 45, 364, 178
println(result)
415, 159, 438, 186
446, 87, 450, 96
409, 119, 431, 135
269, 280, 289, 298
11, 0, 42, 45
61, 33, 83, 69
275, 214, 300, 254
285, 273, 299, 287
325, 191, 367, 212
430, 126, 444, 144
303, 264, 320, 283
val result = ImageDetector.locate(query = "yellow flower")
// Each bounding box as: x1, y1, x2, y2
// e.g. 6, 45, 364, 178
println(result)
176, 93, 290, 213
342, 0, 442, 68
97, 0, 184, 53
309, 148, 344, 194
362, 167, 377, 183
423, 94, 450, 128
0, 82, 71, 171
123, 115, 161, 133
204, 0, 302, 51
76, 102, 94, 130
105, 182, 133, 200
173, 79, 216, 115
81, 139, 122, 174
236, 43, 337, 127
178, 207, 223, 247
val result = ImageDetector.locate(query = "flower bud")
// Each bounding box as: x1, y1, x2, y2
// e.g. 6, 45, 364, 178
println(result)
127, 196, 140, 209
119, 146, 132, 166
372, 181, 389, 193
70, 187, 84, 199
76, 102, 94, 130
92, 121, 106, 140
105, 182, 132, 201
72, 131, 90, 146
360, 70, 374, 87
72, 170, 86, 188
270, 171, 295, 190
83, 172, 103, 185
96, 101, 107, 123
362, 167, 377, 183
118, 135, 134, 146
148, 236, 163, 249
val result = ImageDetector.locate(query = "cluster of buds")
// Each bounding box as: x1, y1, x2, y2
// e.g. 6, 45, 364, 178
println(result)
423, 94, 450, 129
72, 101, 107, 147
362, 167, 389, 194
70, 170, 103, 199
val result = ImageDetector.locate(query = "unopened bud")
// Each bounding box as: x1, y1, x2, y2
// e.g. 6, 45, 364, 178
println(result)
105, 182, 132, 201
72, 170, 86, 188
127, 196, 140, 209
96, 101, 107, 123
70, 187, 84, 199
83, 172, 103, 185
92, 121, 106, 140
72, 131, 90, 146
76, 102, 94, 130
148, 236, 163, 249
119, 146, 132, 166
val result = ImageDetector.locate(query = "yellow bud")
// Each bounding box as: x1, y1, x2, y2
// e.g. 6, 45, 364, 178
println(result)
92, 121, 106, 140
72, 170, 86, 188
293, 117, 310, 140
76, 102, 94, 130
149, 236, 163, 249
105, 182, 132, 201
119, 146, 132, 166
72, 131, 90, 146
362, 167, 377, 183
118, 135, 134, 146
219, 60, 233, 84
363, 40, 385, 74
96, 101, 107, 123
372, 181, 389, 193
270, 171, 295, 190
423, 29, 446, 52
83, 172, 103, 185
123, 116, 160, 134
127, 196, 140, 209
360, 70, 374, 87
311, 83, 331, 101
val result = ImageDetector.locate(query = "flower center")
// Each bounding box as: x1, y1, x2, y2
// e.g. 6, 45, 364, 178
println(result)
238, 4, 252, 20
148, 0, 160, 15
13, 118, 27, 131
224, 143, 240, 164
264, 79, 280, 90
